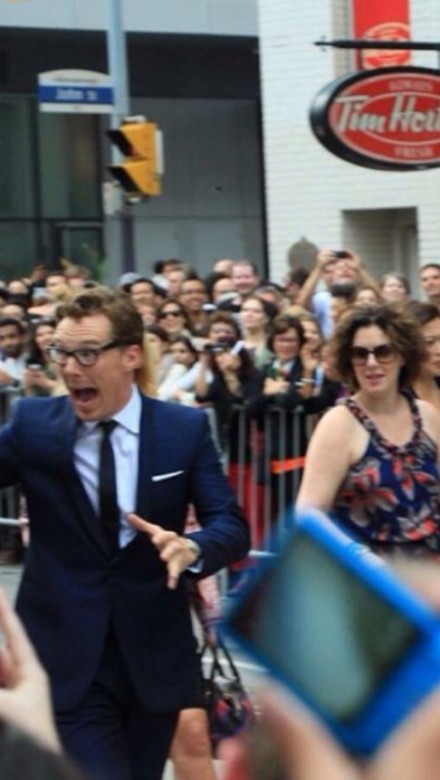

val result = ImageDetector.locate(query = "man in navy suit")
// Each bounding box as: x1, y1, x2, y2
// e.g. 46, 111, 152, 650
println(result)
0, 287, 250, 780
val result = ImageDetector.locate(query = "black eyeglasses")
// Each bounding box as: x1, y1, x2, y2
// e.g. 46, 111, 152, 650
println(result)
158, 310, 183, 319
46, 340, 122, 367
349, 343, 396, 365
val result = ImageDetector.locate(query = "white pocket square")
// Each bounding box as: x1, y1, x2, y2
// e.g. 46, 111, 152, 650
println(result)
152, 470, 184, 482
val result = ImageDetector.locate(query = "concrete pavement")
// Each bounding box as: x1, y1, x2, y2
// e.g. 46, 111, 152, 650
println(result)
0, 562, 21, 604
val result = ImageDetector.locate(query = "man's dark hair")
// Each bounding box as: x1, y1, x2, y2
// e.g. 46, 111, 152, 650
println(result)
162, 258, 183, 272
0, 316, 26, 335
153, 259, 165, 274
56, 286, 144, 347
232, 259, 259, 275
129, 277, 156, 293
329, 282, 357, 302
204, 272, 230, 301
8, 293, 30, 309
286, 267, 310, 287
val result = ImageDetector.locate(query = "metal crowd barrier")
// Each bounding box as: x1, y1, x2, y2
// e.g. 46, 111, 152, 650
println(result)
0, 388, 24, 555
221, 404, 318, 556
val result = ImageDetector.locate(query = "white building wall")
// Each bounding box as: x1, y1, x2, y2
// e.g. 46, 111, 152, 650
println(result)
258, 0, 440, 289
0, 0, 257, 36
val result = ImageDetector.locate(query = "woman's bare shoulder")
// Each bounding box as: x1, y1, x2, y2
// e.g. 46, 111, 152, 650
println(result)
305, 402, 360, 457
315, 401, 357, 432
415, 399, 440, 442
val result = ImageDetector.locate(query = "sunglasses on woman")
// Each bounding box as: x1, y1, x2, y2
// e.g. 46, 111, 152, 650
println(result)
349, 343, 396, 365
158, 310, 183, 319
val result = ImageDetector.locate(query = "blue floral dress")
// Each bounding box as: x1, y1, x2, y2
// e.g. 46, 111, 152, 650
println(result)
333, 393, 440, 556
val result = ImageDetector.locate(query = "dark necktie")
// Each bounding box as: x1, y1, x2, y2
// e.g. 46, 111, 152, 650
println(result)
98, 420, 119, 554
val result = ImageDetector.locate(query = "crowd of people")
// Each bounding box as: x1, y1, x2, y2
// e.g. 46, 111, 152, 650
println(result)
0, 250, 439, 779
0, 252, 439, 559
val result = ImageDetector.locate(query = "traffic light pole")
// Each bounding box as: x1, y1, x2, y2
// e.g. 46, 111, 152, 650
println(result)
106, 0, 136, 273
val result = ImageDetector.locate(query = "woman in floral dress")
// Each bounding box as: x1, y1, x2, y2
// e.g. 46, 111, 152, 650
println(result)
296, 304, 440, 558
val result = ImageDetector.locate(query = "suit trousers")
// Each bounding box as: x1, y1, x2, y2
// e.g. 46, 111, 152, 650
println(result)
56, 628, 179, 780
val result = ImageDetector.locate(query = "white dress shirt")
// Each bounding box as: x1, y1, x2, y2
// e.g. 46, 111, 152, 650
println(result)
74, 386, 141, 547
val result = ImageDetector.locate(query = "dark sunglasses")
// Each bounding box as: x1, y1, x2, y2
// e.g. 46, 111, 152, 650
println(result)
158, 310, 183, 319
349, 343, 396, 365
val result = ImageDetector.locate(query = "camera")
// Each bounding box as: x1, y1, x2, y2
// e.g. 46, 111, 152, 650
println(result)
203, 341, 231, 354
334, 250, 350, 259
226, 508, 440, 755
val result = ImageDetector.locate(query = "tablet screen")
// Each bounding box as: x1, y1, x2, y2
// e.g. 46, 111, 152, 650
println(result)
229, 532, 419, 722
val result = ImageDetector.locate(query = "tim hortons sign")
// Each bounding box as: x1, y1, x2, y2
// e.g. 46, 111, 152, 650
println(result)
309, 67, 440, 171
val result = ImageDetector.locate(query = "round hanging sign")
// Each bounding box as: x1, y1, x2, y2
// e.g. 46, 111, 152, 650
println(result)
309, 66, 440, 171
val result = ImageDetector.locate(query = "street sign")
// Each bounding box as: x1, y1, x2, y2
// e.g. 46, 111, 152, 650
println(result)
38, 69, 114, 114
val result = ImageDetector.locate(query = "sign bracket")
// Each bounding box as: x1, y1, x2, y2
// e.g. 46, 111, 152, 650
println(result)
314, 38, 440, 52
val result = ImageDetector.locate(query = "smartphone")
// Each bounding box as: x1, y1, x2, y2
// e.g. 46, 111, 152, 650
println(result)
225, 509, 440, 755
334, 250, 350, 258
230, 340, 245, 356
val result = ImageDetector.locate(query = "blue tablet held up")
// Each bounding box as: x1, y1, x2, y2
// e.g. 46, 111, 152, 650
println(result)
225, 508, 440, 755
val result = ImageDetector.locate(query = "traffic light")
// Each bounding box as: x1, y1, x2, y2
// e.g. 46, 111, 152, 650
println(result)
107, 120, 162, 197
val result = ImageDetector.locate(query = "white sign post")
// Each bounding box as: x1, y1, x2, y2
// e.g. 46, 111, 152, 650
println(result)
38, 69, 114, 114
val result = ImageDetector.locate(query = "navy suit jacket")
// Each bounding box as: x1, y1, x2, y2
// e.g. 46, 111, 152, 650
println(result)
0, 394, 250, 712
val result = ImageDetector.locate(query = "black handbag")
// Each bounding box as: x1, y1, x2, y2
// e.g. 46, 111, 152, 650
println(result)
200, 634, 255, 746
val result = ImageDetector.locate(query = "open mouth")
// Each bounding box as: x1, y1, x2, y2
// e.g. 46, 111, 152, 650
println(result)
71, 388, 98, 403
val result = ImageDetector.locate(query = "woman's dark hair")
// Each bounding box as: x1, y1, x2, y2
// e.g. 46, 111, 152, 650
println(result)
407, 301, 440, 327
143, 323, 170, 343
156, 298, 189, 328
381, 272, 411, 295
267, 315, 305, 352
241, 294, 277, 323
27, 318, 56, 365
207, 311, 242, 342
169, 334, 198, 364
354, 284, 383, 304
330, 304, 426, 390
211, 343, 257, 381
